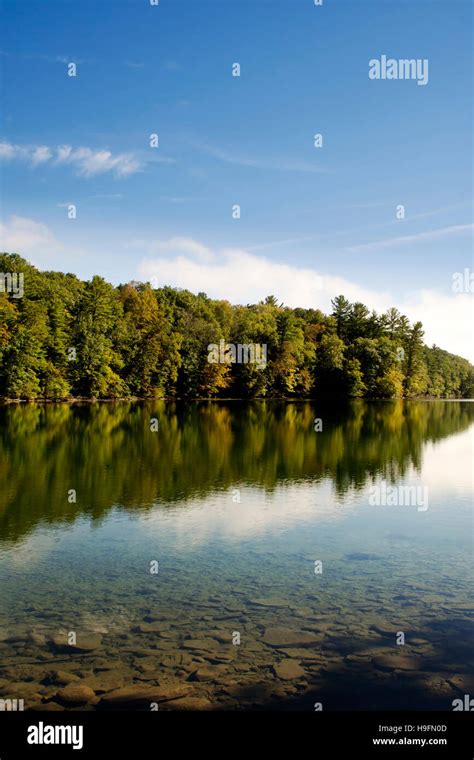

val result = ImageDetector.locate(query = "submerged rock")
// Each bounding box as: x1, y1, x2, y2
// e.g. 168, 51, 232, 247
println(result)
48, 670, 81, 686
262, 627, 321, 648
370, 623, 397, 636
164, 696, 213, 710
133, 622, 171, 634
278, 648, 322, 660
134, 657, 159, 674
160, 653, 193, 668
448, 674, 474, 692
56, 683, 96, 705
181, 638, 222, 652
82, 671, 126, 693
100, 682, 193, 706
188, 667, 216, 682
272, 660, 305, 680
373, 654, 421, 671
248, 598, 289, 609
0, 681, 44, 699
50, 634, 102, 653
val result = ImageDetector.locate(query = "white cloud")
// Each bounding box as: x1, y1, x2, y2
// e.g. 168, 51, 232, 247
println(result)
0, 140, 141, 177
402, 289, 474, 361
139, 244, 390, 312
132, 236, 214, 263
0, 215, 58, 256
56, 146, 140, 177
0, 215, 87, 269
31, 146, 53, 165
56, 145, 72, 163
0, 142, 18, 159
138, 240, 474, 362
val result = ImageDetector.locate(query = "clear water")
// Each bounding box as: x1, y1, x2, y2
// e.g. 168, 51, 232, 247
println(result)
0, 400, 472, 710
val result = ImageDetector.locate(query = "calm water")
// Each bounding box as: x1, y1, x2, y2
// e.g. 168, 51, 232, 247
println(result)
0, 400, 472, 710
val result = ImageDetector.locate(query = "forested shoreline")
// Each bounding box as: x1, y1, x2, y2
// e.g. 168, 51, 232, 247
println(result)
1, 252, 473, 401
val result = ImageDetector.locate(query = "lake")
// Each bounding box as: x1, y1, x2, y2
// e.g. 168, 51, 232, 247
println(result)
0, 399, 472, 710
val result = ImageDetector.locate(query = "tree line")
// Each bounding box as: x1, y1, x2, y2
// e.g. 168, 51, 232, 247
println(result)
1, 252, 473, 400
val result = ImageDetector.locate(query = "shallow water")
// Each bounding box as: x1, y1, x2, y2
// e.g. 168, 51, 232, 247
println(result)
0, 400, 472, 710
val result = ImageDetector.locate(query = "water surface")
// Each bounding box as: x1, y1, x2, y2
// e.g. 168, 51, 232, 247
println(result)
0, 400, 472, 710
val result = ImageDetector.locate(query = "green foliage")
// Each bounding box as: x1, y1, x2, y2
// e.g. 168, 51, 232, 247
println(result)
69, 276, 126, 398
0, 255, 472, 400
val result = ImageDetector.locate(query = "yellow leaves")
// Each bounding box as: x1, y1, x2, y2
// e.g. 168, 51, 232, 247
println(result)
198, 361, 232, 396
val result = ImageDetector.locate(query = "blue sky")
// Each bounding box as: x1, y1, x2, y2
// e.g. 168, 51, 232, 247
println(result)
0, 0, 473, 358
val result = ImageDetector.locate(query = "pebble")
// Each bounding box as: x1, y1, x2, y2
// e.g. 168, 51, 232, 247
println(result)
56, 684, 96, 705
272, 660, 305, 680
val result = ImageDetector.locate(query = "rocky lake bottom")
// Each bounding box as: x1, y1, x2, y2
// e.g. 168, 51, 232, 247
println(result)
1, 549, 472, 712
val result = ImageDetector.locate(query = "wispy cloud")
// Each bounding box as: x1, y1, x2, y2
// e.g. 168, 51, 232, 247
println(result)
346, 201, 470, 219
24, 53, 86, 65
0, 140, 141, 177
87, 193, 124, 201
1, 50, 87, 65
345, 224, 474, 252
196, 143, 329, 174
399, 203, 471, 222
159, 195, 200, 204
58, 194, 124, 207
246, 206, 472, 252
146, 153, 176, 167
163, 61, 181, 71
346, 201, 390, 210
